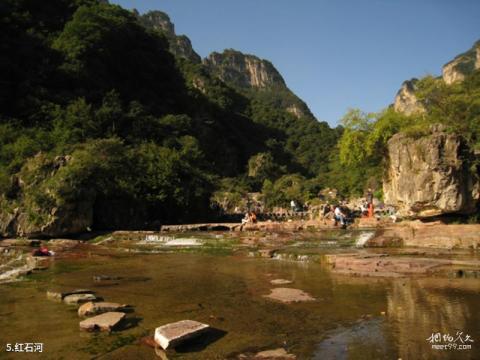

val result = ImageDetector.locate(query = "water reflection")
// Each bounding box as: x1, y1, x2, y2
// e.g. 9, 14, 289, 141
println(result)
0, 245, 479, 359
388, 278, 480, 360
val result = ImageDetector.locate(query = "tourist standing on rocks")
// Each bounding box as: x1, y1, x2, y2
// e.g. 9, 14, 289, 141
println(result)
366, 188, 374, 217
334, 206, 347, 228
290, 200, 297, 213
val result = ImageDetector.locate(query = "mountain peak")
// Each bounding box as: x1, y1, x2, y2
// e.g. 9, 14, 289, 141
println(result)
442, 40, 480, 84
138, 10, 201, 63
203, 49, 286, 89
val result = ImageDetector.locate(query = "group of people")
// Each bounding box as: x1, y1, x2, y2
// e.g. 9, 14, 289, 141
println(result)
322, 189, 376, 229
322, 204, 349, 228
241, 211, 257, 225
361, 188, 375, 218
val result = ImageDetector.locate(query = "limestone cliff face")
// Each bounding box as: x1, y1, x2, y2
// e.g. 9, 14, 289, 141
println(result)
138, 11, 201, 63
383, 127, 479, 218
203, 49, 312, 119
393, 79, 425, 115
394, 40, 480, 115
204, 50, 286, 89
442, 41, 480, 85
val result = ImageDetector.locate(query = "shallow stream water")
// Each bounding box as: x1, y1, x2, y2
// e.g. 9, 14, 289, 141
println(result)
1, 231, 479, 359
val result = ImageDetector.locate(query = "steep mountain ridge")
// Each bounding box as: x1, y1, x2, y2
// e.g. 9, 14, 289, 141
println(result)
137, 10, 201, 63
442, 40, 480, 85
394, 39, 480, 114
203, 49, 313, 119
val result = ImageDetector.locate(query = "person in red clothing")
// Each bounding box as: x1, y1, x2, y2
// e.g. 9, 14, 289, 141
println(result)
366, 188, 374, 218
32, 244, 51, 257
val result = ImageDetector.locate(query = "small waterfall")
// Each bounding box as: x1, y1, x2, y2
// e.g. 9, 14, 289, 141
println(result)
355, 231, 375, 247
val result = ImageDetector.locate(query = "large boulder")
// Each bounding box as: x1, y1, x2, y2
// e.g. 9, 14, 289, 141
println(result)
383, 127, 479, 218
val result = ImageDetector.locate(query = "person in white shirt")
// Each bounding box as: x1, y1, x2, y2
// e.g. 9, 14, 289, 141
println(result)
290, 200, 296, 212
334, 206, 346, 227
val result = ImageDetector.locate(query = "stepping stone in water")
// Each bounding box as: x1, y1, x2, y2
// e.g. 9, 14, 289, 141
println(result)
93, 275, 123, 282
79, 312, 125, 332
78, 302, 128, 317
263, 288, 315, 303
254, 348, 297, 359
154, 320, 210, 350
270, 279, 293, 285
63, 293, 98, 305
47, 289, 95, 301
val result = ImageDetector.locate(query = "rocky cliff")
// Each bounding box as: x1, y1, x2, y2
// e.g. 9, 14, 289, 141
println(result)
383, 127, 479, 218
394, 40, 480, 115
203, 49, 313, 119
393, 79, 425, 115
0, 155, 94, 238
442, 41, 480, 85
204, 50, 286, 89
137, 10, 201, 63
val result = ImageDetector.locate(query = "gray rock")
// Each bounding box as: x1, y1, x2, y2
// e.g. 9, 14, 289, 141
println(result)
393, 79, 425, 115
383, 128, 479, 218
47, 289, 95, 301
270, 279, 293, 285
254, 348, 297, 359
442, 40, 480, 84
79, 312, 125, 332
63, 293, 97, 305
154, 320, 210, 349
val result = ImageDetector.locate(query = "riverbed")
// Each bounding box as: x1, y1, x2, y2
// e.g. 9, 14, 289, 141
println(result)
0, 231, 479, 359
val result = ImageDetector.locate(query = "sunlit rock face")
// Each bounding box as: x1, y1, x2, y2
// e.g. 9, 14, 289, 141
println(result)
394, 40, 480, 115
393, 79, 425, 115
383, 127, 479, 218
442, 41, 480, 85
203, 49, 313, 119
203, 50, 286, 89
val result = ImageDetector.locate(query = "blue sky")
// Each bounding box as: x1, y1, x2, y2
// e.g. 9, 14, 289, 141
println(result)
112, 0, 479, 126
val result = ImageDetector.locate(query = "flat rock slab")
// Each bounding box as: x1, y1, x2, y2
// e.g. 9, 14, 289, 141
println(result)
328, 253, 475, 277
270, 279, 293, 285
93, 275, 123, 282
255, 348, 297, 359
154, 320, 210, 349
64, 293, 98, 305
79, 312, 125, 332
237, 348, 297, 359
264, 288, 315, 303
47, 289, 94, 301
78, 302, 127, 317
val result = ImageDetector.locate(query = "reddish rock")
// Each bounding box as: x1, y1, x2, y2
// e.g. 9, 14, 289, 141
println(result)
139, 336, 157, 348
79, 312, 125, 332
367, 223, 480, 249
263, 288, 315, 303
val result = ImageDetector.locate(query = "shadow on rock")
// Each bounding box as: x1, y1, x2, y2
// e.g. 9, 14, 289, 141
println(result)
115, 316, 143, 331
174, 327, 227, 353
